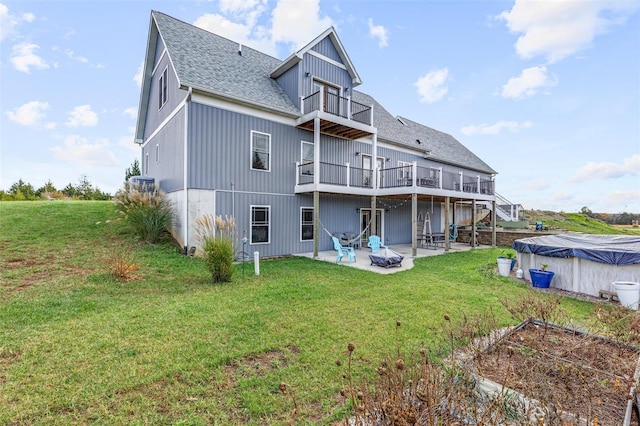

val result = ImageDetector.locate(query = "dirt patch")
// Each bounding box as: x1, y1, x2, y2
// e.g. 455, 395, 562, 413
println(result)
473, 320, 640, 424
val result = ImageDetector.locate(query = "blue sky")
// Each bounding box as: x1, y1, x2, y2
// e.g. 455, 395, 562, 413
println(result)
1, 0, 638, 213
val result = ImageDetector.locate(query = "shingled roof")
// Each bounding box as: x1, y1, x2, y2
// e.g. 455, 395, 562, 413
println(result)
352, 91, 496, 174
138, 11, 495, 175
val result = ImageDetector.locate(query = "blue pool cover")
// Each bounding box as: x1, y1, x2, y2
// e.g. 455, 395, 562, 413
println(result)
513, 234, 640, 266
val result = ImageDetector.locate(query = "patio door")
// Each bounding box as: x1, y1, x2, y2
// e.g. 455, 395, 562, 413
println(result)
360, 208, 384, 243
313, 80, 340, 115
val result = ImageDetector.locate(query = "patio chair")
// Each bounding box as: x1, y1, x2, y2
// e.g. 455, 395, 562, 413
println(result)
332, 236, 356, 263
367, 235, 387, 253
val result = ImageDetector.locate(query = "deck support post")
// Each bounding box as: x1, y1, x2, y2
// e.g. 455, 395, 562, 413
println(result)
370, 195, 377, 242
444, 197, 450, 252
491, 199, 497, 247
411, 193, 417, 257
471, 199, 477, 249
313, 190, 319, 258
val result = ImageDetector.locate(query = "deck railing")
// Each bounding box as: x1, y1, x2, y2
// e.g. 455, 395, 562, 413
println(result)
301, 91, 372, 126
296, 161, 493, 195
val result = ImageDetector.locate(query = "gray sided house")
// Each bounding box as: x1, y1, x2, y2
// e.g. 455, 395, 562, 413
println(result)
135, 11, 499, 258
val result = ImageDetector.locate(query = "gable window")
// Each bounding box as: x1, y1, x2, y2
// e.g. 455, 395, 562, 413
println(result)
155, 144, 159, 163
158, 67, 168, 109
251, 131, 271, 171
398, 160, 412, 179
251, 205, 270, 244
300, 207, 314, 241
300, 140, 313, 175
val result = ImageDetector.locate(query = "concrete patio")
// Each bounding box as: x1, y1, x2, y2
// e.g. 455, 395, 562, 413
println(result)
297, 242, 488, 274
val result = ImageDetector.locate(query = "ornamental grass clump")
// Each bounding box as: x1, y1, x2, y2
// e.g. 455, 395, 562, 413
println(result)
113, 182, 173, 243
195, 214, 236, 283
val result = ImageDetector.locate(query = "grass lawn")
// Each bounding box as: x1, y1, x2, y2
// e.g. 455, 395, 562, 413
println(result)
0, 201, 596, 425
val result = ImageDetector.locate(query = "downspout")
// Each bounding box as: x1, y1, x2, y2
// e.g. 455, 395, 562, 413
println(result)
183, 87, 192, 252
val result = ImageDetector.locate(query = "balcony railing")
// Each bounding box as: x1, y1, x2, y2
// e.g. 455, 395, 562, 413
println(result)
302, 91, 372, 126
297, 161, 494, 196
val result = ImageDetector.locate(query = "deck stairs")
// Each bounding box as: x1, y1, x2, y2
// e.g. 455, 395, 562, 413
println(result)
483, 193, 523, 222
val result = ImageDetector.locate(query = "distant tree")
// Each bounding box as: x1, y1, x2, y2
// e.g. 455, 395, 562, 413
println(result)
36, 180, 58, 197
62, 183, 78, 198
9, 179, 36, 200
125, 159, 141, 181
579, 206, 593, 217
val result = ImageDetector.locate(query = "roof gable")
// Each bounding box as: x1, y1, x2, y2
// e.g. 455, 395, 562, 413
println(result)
270, 27, 362, 86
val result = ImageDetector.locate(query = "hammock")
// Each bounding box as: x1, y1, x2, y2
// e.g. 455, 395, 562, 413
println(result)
319, 218, 373, 245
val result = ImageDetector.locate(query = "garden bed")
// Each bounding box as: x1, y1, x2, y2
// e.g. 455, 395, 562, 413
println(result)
471, 319, 640, 425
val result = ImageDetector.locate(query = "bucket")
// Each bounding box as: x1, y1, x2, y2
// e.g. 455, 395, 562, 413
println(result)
497, 258, 512, 277
613, 281, 640, 310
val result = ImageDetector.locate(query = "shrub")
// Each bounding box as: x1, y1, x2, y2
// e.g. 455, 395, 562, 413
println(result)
195, 214, 236, 283
113, 182, 173, 243
107, 249, 140, 281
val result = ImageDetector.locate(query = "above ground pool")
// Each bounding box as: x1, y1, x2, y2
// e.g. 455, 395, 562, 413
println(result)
513, 233, 640, 297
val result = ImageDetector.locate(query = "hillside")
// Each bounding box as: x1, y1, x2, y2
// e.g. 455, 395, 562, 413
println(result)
525, 210, 640, 235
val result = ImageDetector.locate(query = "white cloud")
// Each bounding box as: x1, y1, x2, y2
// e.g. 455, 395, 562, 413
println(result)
66, 105, 98, 127
524, 178, 551, 191
368, 18, 388, 48
65, 49, 88, 63
194, 0, 334, 56
501, 65, 555, 100
133, 61, 143, 87
498, 0, 639, 63
51, 135, 119, 167
6, 100, 50, 126
461, 120, 532, 136
271, 0, 334, 50
571, 154, 640, 182
1, 3, 35, 42
195, 13, 265, 50
414, 68, 449, 103
123, 107, 138, 119
10, 42, 49, 73
605, 190, 640, 209
219, 0, 263, 14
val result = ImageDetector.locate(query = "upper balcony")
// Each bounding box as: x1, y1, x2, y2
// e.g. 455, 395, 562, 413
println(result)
295, 162, 495, 200
296, 91, 375, 140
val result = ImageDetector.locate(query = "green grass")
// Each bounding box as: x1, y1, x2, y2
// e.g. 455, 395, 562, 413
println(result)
0, 201, 596, 425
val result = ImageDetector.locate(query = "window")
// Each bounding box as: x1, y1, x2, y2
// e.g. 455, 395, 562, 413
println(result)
398, 161, 412, 179
251, 205, 270, 244
300, 140, 313, 175
251, 131, 270, 171
300, 207, 314, 241
155, 144, 159, 163
158, 67, 168, 109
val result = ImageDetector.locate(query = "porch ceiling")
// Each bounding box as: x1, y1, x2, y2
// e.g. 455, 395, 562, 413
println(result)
298, 118, 373, 140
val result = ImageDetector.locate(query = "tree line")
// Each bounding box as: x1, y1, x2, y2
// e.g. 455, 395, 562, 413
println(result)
1, 160, 141, 201
580, 206, 640, 226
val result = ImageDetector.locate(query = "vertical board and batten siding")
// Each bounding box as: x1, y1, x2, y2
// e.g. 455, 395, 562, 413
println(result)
153, 33, 165, 70
187, 102, 311, 194
144, 49, 188, 140
319, 135, 359, 165
214, 191, 315, 257
300, 54, 352, 98
310, 36, 343, 63
275, 64, 301, 110
142, 109, 185, 193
